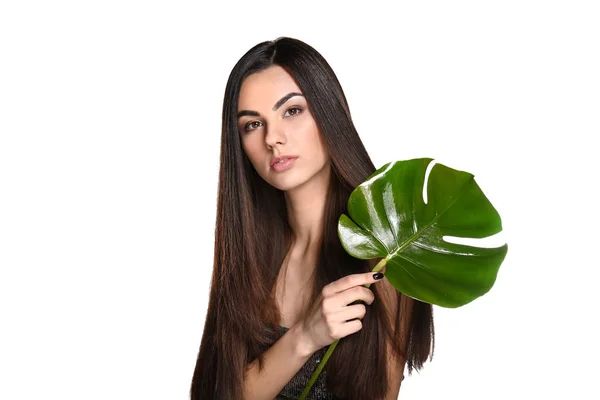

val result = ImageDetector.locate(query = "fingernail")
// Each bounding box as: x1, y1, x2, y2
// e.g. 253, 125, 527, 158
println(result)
373, 272, 384, 280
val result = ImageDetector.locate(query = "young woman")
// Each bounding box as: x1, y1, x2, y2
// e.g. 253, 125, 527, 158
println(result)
190, 37, 435, 400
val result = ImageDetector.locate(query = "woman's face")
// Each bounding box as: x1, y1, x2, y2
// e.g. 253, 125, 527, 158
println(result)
237, 65, 330, 192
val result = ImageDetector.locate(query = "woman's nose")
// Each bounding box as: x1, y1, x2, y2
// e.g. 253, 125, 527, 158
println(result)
264, 124, 287, 147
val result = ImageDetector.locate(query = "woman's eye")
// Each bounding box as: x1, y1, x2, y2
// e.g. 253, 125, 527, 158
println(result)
244, 121, 262, 132
285, 107, 302, 117
242, 107, 302, 133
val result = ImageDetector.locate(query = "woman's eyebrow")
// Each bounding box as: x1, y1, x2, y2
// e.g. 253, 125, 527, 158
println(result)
237, 92, 304, 118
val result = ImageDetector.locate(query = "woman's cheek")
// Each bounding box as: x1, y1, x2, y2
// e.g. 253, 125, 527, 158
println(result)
293, 117, 317, 138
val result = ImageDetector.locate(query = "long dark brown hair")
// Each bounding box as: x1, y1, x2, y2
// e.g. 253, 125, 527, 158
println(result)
190, 37, 434, 400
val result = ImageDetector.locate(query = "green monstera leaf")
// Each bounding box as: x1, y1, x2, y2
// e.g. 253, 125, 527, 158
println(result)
299, 158, 508, 399
338, 157, 508, 308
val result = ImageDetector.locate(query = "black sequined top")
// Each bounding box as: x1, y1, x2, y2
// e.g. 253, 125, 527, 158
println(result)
262, 324, 345, 400
262, 324, 404, 399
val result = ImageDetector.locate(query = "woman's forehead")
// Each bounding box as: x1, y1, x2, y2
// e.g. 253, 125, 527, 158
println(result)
238, 67, 303, 109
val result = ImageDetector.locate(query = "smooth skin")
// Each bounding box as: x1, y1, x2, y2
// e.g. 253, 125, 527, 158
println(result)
300, 271, 384, 352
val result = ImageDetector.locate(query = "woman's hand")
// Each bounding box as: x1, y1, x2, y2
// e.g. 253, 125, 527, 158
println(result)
299, 271, 385, 353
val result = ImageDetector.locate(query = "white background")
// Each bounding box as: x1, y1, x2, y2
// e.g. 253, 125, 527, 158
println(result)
1, 1, 598, 399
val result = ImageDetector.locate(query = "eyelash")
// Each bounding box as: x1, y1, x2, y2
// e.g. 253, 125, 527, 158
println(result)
243, 106, 303, 133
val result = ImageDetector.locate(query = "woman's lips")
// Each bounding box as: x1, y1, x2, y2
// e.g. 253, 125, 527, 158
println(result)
271, 157, 298, 172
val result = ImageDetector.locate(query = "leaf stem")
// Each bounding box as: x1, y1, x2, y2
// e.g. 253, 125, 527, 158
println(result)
298, 257, 388, 399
